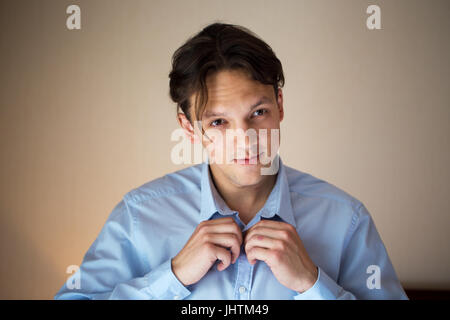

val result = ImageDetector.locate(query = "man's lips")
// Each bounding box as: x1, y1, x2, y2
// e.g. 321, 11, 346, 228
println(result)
233, 153, 262, 165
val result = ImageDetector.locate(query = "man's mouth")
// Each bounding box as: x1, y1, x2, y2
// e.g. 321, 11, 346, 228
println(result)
233, 152, 262, 165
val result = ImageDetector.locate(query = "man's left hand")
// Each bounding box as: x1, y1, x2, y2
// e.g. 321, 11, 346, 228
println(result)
244, 219, 318, 293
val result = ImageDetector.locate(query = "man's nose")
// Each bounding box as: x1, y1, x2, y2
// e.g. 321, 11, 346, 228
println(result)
230, 121, 258, 151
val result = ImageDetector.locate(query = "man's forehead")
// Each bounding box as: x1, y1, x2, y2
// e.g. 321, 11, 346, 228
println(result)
188, 69, 276, 120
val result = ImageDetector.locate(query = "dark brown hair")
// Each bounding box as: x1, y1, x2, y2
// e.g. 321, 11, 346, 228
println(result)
168, 22, 285, 124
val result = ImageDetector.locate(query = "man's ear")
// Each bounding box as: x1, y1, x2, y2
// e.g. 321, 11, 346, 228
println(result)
177, 113, 201, 144
276, 88, 284, 122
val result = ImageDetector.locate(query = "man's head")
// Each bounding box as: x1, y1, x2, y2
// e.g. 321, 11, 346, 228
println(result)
169, 22, 285, 187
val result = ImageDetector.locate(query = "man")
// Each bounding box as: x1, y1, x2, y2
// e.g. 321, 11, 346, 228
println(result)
55, 23, 408, 299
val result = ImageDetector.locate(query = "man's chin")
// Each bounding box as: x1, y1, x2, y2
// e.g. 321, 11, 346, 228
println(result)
228, 165, 267, 186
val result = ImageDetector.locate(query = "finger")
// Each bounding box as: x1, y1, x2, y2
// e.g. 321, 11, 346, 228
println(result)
245, 226, 291, 245
245, 234, 283, 254
251, 219, 290, 230
213, 245, 232, 271
246, 246, 271, 265
201, 222, 243, 245
205, 233, 241, 264
202, 216, 236, 225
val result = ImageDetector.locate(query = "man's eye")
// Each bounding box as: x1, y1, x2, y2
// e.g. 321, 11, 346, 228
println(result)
210, 119, 225, 127
253, 109, 267, 117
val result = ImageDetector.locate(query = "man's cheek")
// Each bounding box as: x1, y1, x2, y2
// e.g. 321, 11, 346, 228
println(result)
204, 129, 226, 164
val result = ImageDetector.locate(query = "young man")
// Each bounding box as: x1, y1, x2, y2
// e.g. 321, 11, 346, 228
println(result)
55, 23, 408, 300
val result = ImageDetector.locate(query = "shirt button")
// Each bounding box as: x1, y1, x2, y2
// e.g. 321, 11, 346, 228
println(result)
239, 286, 246, 294
173, 295, 180, 300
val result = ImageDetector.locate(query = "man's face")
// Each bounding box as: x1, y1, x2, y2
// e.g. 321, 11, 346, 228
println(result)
182, 69, 284, 187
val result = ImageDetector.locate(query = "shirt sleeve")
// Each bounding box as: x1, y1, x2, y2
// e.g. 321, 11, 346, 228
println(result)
294, 203, 408, 300
54, 198, 191, 300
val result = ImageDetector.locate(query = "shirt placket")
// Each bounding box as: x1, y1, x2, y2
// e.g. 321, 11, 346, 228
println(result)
234, 244, 254, 300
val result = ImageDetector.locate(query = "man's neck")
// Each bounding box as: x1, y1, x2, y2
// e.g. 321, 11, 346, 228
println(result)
209, 165, 277, 225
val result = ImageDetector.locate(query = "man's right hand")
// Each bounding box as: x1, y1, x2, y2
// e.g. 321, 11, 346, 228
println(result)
171, 217, 243, 286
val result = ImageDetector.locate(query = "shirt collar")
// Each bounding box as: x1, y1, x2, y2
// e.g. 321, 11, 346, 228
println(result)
199, 155, 297, 228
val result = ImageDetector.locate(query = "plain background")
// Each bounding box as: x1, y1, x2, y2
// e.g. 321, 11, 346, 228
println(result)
0, 0, 449, 299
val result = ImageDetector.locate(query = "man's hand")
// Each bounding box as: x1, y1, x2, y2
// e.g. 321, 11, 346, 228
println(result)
244, 219, 318, 293
172, 217, 243, 286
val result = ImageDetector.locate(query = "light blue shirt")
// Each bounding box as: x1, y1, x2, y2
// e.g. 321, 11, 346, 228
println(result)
54, 157, 408, 300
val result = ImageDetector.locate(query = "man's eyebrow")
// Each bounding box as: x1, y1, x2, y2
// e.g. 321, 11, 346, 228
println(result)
202, 96, 273, 119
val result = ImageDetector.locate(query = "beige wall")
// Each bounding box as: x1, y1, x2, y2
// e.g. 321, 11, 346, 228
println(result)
0, 0, 449, 299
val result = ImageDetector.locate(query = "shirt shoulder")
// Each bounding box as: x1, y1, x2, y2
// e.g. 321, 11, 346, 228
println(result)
123, 163, 203, 205
284, 164, 365, 216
